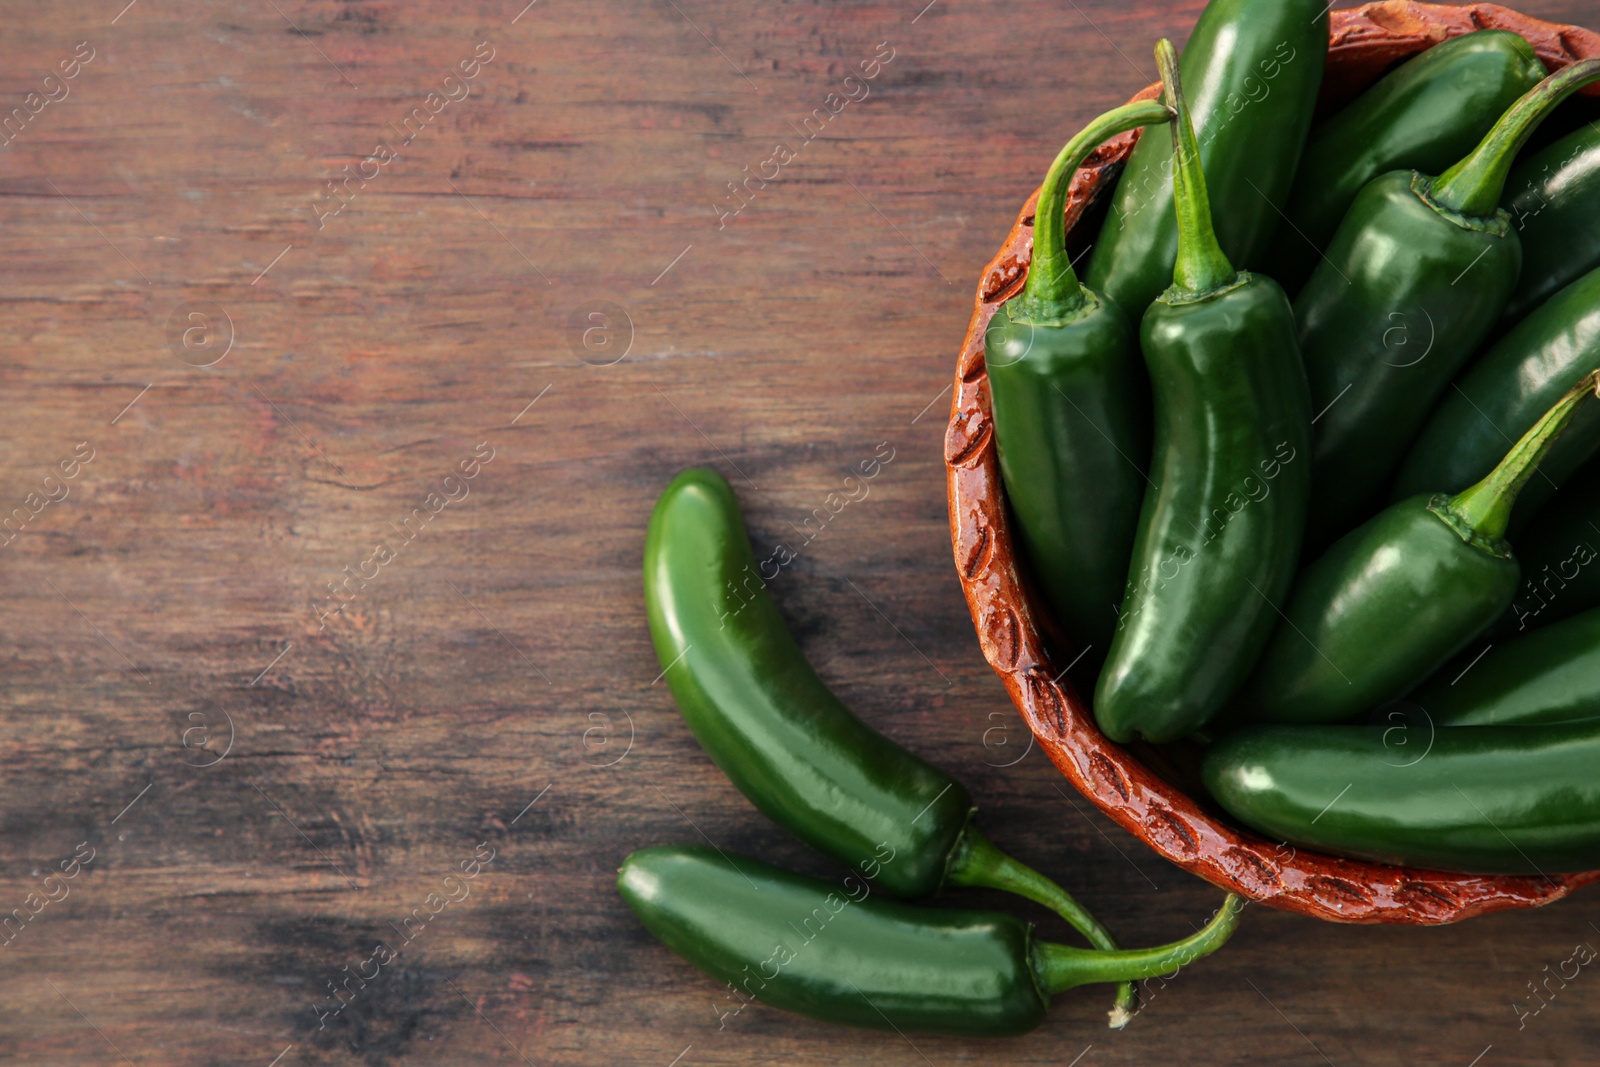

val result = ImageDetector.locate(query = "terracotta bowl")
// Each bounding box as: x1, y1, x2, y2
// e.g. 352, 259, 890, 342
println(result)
946, 1, 1600, 924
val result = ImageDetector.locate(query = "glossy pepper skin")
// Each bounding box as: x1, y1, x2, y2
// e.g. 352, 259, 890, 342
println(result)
1233, 495, 1519, 724
1095, 42, 1311, 745
618, 846, 1244, 1036
1503, 123, 1600, 323
1235, 374, 1600, 725
1295, 170, 1521, 542
987, 101, 1170, 653
643, 466, 1145, 1023
1267, 30, 1544, 296
1202, 723, 1600, 873
1496, 464, 1600, 635
1084, 0, 1327, 319
988, 301, 1145, 651
1296, 61, 1600, 545
1414, 608, 1600, 726
1394, 265, 1600, 517
645, 468, 971, 897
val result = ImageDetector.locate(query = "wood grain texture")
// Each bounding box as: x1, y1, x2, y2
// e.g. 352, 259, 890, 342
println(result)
0, 1, 1595, 1064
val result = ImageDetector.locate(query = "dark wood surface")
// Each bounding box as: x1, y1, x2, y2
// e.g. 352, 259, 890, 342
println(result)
1, 1, 1595, 1064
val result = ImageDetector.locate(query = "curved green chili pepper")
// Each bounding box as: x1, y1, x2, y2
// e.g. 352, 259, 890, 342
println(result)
1084, 0, 1327, 318
1394, 265, 1600, 515
1503, 122, 1600, 323
1095, 40, 1312, 745
1414, 608, 1600, 727
1202, 722, 1600, 873
1495, 463, 1600, 636
1295, 60, 1600, 545
1267, 30, 1545, 295
644, 467, 1142, 1023
1234, 372, 1600, 725
619, 845, 1243, 1036
987, 99, 1171, 653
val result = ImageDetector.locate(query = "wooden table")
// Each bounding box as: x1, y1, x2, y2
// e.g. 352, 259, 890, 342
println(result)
1, 1, 1596, 1063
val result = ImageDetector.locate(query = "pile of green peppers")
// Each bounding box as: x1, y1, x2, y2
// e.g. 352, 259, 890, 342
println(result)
620, 0, 1600, 1041
628, 463, 1241, 1036
984, 4, 1600, 878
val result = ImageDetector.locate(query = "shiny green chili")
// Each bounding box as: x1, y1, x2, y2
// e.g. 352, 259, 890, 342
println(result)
1503, 121, 1600, 323
1268, 30, 1544, 295
1415, 607, 1600, 727
644, 467, 1142, 1023
1096, 40, 1311, 744
1295, 60, 1600, 546
1202, 722, 1600, 873
987, 99, 1171, 654
1493, 462, 1600, 636
620, 845, 1243, 1036
1394, 265, 1600, 518
1085, 0, 1328, 319
1235, 372, 1600, 725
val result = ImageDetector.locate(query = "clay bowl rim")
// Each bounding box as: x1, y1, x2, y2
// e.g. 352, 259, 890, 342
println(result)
945, 0, 1600, 924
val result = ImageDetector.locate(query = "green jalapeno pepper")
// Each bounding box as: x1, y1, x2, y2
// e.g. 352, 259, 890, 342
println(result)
619, 845, 1243, 1036
987, 100, 1171, 654
1201, 722, 1600, 874
1095, 41, 1312, 745
1412, 607, 1600, 727
1503, 122, 1600, 323
1234, 373, 1600, 725
1267, 31, 1545, 296
644, 467, 1142, 1023
1496, 463, 1600, 635
1294, 60, 1600, 545
1394, 265, 1600, 516
1084, 0, 1327, 319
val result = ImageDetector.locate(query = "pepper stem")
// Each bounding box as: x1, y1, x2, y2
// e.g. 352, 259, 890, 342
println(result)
945, 826, 1138, 1026
1014, 99, 1172, 324
1158, 38, 1235, 299
1447, 370, 1600, 543
1033, 893, 1244, 994
1431, 60, 1600, 217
